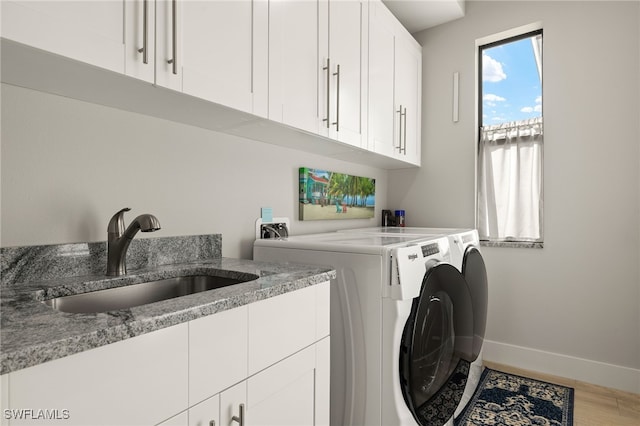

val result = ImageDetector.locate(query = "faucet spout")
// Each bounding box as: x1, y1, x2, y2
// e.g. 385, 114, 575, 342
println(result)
107, 208, 161, 276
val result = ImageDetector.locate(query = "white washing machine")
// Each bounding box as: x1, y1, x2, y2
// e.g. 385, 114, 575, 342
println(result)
338, 227, 488, 419
254, 232, 481, 426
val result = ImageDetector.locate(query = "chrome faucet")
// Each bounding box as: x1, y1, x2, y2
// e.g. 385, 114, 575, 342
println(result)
107, 207, 161, 276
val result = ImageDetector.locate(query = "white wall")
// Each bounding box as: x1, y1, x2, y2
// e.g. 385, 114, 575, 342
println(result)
389, 1, 640, 392
0, 83, 387, 259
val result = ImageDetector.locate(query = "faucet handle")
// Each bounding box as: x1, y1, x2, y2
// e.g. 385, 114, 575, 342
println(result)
107, 207, 131, 235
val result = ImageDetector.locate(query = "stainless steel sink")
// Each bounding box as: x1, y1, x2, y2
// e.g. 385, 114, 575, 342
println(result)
43, 273, 258, 314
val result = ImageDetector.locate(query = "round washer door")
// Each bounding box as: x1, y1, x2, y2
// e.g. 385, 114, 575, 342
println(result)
462, 246, 488, 362
399, 263, 474, 425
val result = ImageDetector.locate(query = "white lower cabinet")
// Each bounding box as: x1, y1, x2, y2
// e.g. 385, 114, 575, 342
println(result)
1, 283, 330, 426
189, 282, 330, 426
4, 324, 189, 426
159, 411, 189, 426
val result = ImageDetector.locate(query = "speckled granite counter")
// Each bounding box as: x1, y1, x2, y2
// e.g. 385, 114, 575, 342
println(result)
0, 235, 335, 375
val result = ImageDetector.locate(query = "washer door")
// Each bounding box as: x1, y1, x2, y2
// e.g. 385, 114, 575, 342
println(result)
399, 263, 474, 425
462, 246, 488, 362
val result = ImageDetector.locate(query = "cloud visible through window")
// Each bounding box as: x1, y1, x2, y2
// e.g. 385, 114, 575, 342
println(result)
482, 54, 506, 82
484, 93, 506, 107
480, 36, 541, 125
520, 96, 542, 114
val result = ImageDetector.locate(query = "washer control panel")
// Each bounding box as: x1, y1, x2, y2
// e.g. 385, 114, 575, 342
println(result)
390, 237, 450, 300
420, 243, 440, 257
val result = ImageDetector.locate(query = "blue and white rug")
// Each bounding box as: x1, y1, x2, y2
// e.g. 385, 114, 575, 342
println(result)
455, 368, 574, 426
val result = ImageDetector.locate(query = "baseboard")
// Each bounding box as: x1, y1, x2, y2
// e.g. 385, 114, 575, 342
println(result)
482, 339, 640, 394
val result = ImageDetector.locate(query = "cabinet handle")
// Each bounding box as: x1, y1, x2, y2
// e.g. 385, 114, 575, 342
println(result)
231, 403, 245, 426
322, 58, 331, 129
396, 105, 403, 152
332, 64, 340, 131
402, 106, 407, 154
137, 0, 148, 64
167, 0, 178, 74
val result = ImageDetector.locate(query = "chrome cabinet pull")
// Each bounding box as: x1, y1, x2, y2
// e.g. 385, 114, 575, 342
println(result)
322, 58, 331, 128
137, 0, 148, 64
402, 106, 407, 154
167, 0, 178, 74
396, 104, 403, 152
231, 403, 245, 426
332, 64, 340, 131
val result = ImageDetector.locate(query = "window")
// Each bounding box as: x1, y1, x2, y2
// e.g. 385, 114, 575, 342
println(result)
476, 28, 543, 247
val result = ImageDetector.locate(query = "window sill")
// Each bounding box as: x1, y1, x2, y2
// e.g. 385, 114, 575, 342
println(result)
480, 241, 543, 249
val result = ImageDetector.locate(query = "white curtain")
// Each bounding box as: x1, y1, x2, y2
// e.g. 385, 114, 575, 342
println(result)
477, 117, 543, 242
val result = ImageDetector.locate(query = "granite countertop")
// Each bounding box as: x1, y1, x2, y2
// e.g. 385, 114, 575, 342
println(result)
0, 256, 335, 375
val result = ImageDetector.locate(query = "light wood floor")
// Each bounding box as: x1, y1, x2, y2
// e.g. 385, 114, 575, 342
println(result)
484, 361, 640, 426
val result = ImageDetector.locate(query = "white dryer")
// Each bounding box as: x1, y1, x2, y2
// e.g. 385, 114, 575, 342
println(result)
338, 227, 488, 419
254, 232, 479, 426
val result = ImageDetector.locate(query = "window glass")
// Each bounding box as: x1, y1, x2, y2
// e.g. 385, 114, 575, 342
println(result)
477, 30, 543, 246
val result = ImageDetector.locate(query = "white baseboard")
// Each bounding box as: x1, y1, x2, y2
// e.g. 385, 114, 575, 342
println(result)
482, 339, 640, 394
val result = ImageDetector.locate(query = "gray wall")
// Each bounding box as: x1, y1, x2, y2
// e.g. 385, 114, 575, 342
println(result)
389, 1, 640, 391
1, 84, 387, 259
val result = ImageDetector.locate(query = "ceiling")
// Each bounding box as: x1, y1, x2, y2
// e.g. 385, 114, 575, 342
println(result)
381, 0, 466, 34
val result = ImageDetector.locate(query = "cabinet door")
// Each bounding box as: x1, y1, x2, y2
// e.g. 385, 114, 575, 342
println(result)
182, 0, 253, 113
268, 0, 321, 134
7, 324, 188, 426
189, 394, 219, 426
189, 305, 248, 406
248, 283, 326, 375
367, 1, 396, 157
159, 411, 189, 426
220, 382, 247, 426
327, 0, 366, 147
394, 34, 422, 165
156, 0, 183, 90
247, 344, 316, 426
125, 0, 156, 83
1, 0, 125, 73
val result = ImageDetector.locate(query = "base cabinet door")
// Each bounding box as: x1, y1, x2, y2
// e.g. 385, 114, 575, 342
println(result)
188, 394, 219, 426
247, 344, 317, 426
158, 411, 189, 426
5, 324, 188, 426
189, 305, 248, 406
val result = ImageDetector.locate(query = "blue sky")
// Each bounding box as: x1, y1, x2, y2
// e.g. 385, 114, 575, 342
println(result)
482, 36, 542, 126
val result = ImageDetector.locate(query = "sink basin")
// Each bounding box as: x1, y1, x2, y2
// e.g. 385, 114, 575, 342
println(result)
44, 273, 258, 314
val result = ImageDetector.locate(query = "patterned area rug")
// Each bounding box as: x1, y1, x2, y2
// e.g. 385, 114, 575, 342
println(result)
455, 368, 574, 426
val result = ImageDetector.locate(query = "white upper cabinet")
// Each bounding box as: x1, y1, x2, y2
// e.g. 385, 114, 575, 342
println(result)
325, 0, 367, 148
394, 33, 422, 165
181, 0, 253, 113
124, 0, 182, 89
268, 0, 322, 135
1, 0, 421, 168
367, 0, 422, 166
368, 0, 396, 158
1, 0, 125, 73
125, 0, 155, 83
155, 0, 184, 91
269, 0, 366, 145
